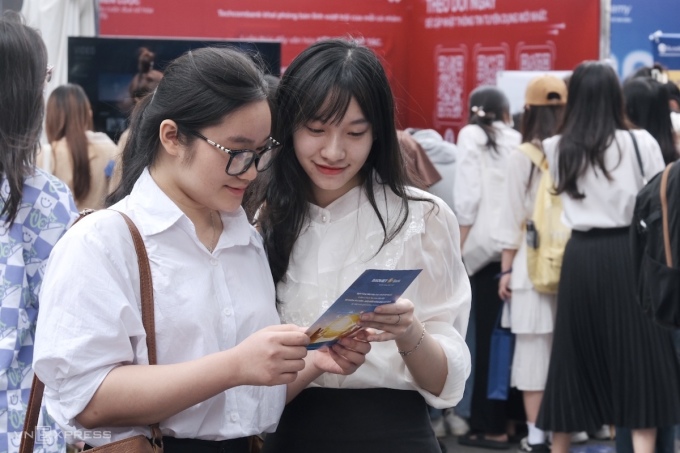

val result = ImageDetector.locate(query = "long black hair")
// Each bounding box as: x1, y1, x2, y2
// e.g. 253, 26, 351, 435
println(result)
257, 39, 424, 285
106, 46, 269, 205
555, 61, 628, 199
624, 77, 678, 164
467, 86, 510, 153
521, 105, 566, 190
0, 12, 48, 225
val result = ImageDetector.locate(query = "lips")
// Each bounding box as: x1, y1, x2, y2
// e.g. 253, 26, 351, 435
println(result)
315, 163, 346, 175
226, 185, 247, 195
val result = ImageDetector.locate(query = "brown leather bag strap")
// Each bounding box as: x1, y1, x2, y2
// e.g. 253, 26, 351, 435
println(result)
21, 210, 161, 453
113, 211, 158, 366
661, 162, 674, 267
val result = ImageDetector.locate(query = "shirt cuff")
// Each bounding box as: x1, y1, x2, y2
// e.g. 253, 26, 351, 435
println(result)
403, 329, 471, 409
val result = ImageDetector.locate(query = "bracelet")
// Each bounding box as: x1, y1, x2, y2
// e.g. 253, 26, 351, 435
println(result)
495, 268, 512, 280
398, 323, 426, 357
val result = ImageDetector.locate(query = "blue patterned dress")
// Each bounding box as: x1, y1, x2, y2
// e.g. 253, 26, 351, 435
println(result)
0, 169, 77, 453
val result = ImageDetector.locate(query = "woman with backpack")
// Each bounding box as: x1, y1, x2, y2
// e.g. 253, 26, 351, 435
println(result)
536, 61, 680, 453
494, 75, 567, 452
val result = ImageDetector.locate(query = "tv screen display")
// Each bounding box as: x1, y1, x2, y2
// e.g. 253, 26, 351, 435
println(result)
68, 37, 281, 141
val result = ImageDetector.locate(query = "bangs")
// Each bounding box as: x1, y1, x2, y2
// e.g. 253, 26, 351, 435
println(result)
297, 83, 353, 126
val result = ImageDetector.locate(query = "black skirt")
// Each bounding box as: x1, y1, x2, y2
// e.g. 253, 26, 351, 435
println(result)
537, 227, 680, 432
261, 388, 442, 453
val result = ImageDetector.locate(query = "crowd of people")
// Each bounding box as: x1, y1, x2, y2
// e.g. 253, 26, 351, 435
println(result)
1, 9, 680, 453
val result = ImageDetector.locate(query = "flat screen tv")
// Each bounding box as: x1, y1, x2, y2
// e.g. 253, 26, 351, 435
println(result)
68, 37, 281, 141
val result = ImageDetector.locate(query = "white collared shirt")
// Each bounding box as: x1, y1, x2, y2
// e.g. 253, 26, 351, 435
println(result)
453, 122, 522, 225
543, 129, 665, 231
33, 169, 285, 445
276, 184, 471, 409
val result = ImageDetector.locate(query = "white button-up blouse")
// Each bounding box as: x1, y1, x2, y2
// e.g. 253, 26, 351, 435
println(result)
543, 129, 665, 231
277, 183, 472, 409
33, 169, 286, 446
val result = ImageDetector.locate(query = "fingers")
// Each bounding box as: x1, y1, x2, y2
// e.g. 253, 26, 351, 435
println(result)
359, 299, 414, 328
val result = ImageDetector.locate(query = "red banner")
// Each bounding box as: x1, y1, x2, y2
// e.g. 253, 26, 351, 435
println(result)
98, 0, 600, 138
407, 0, 600, 140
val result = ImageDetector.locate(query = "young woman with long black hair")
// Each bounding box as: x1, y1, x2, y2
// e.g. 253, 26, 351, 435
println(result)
537, 61, 680, 453
257, 39, 471, 453
0, 12, 79, 453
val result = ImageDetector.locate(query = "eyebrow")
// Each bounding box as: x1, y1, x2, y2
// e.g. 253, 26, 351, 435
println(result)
224, 135, 257, 146
309, 117, 369, 126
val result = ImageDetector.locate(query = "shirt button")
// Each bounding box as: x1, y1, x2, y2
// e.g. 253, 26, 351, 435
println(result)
230, 413, 239, 422
223, 308, 233, 317
321, 215, 327, 222
210, 258, 218, 266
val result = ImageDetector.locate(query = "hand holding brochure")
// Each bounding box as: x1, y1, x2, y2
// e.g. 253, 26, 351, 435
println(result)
305, 269, 422, 350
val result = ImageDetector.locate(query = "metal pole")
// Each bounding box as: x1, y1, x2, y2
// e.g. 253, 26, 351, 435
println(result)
600, 0, 612, 60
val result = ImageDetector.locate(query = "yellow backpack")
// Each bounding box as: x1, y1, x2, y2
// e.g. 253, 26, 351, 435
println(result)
519, 142, 571, 294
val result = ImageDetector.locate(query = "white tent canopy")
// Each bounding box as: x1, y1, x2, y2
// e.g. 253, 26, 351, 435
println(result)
21, 0, 96, 98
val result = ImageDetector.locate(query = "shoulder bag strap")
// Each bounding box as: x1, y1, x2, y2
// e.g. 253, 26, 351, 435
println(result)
661, 162, 674, 267
21, 210, 161, 453
628, 130, 646, 183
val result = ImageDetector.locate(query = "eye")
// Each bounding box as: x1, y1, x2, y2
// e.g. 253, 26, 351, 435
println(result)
348, 130, 369, 137
305, 125, 324, 134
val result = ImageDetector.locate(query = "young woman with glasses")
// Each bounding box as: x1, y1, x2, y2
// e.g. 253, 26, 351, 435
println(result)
32, 46, 370, 453
255, 39, 471, 453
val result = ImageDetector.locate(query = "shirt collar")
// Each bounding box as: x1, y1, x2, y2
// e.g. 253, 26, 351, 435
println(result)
124, 169, 184, 236
308, 184, 364, 224
123, 169, 255, 249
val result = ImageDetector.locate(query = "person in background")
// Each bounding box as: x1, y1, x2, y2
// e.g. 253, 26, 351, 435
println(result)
33, 46, 369, 453
624, 77, 679, 165
494, 75, 567, 453
537, 61, 680, 453
257, 39, 471, 453
0, 12, 79, 453
109, 47, 164, 193
39, 84, 118, 210
454, 86, 524, 450
398, 129, 442, 190
406, 128, 470, 440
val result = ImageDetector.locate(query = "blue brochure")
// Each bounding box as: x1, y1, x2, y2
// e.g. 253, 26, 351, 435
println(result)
305, 269, 422, 350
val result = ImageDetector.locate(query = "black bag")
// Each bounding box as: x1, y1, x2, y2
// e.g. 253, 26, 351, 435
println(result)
631, 162, 680, 329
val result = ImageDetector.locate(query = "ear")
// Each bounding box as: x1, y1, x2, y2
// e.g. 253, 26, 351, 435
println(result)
159, 119, 182, 157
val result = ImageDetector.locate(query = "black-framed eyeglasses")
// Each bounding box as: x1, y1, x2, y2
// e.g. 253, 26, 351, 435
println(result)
191, 131, 281, 176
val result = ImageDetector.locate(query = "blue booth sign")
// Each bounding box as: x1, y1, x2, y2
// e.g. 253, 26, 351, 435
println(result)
610, 0, 680, 77
651, 32, 680, 70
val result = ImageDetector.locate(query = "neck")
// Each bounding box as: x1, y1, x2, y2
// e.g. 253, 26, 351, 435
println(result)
149, 166, 222, 251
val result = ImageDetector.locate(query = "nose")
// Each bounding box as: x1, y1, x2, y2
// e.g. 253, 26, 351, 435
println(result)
320, 132, 345, 162
239, 160, 259, 182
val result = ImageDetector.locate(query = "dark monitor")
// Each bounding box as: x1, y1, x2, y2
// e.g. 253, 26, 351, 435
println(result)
68, 37, 281, 142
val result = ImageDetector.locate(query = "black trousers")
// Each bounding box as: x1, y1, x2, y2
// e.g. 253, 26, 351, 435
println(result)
469, 262, 524, 435
86, 436, 248, 453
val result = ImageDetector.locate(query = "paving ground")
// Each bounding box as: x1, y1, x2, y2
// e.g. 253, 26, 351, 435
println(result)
439, 435, 616, 453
